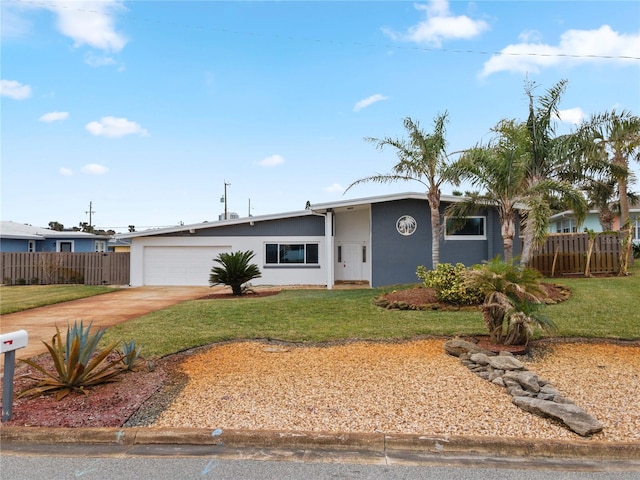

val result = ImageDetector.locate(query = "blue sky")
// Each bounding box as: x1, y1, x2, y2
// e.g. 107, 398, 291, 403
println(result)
2, 0, 639, 232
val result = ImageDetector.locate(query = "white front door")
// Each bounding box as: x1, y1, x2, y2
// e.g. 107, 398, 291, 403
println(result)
339, 243, 362, 281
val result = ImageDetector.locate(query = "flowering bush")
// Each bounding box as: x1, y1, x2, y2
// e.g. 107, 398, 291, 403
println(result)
416, 263, 483, 306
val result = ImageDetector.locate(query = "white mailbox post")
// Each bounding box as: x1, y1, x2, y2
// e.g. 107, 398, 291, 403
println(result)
1, 329, 29, 421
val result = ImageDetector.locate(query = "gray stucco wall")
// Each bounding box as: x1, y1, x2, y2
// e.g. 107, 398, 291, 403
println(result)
156, 215, 325, 238
371, 200, 510, 287
371, 199, 431, 287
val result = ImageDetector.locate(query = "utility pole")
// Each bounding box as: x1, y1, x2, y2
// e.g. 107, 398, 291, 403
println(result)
220, 181, 230, 220
85, 201, 95, 228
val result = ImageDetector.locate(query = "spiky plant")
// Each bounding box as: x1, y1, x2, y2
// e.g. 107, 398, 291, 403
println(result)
119, 339, 143, 371
209, 250, 262, 295
19, 321, 124, 400
465, 257, 555, 345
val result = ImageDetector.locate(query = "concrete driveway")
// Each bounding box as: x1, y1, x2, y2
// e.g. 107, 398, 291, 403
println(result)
1, 286, 215, 371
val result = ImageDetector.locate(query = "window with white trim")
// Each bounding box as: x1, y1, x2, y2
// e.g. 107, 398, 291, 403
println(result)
57, 240, 74, 252
632, 217, 640, 241
95, 240, 107, 252
445, 216, 486, 240
27, 240, 36, 252
265, 243, 319, 265
556, 218, 577, 233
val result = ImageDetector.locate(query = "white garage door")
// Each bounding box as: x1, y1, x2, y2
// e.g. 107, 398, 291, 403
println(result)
143, 246, 228, 286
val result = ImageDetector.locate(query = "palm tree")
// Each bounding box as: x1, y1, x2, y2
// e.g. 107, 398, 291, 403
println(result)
519, 79, 588, 266
464, 256, 556, 346
446, 119, 529, 263
209, 250, 262, 295
580, 110, 640, 229
346, 114, 452, 268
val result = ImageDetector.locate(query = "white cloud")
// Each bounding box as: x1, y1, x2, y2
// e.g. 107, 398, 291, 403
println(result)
481, 25, 640, 77
324, 183, 345, 193
383, 0, 489, 47
0, 79, 32, 99
39, 111, 69, 122
257, 154, 285, 167
42, 0, 128, 52
84, 52, 117, 67
81, 164, 109, 175
555, 107, 586, 125
85, 116, 149, 138
59, 167, 73, 176
353, 94, 389, 112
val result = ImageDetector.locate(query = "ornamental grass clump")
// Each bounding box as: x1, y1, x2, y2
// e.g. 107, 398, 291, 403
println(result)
19, 320, 125, 400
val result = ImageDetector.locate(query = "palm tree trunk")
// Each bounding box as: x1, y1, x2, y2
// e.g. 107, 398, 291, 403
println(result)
427, 189, 441, 269
520, 221, 535, 267
501, 213, 515, 264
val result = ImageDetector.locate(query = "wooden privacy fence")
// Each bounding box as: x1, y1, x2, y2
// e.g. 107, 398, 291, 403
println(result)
528, 232, 627, 277
0, 252, 130, 286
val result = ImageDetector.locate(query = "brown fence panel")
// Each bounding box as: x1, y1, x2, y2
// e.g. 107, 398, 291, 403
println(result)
528, 233, 624, 277
0, 252, 130, 285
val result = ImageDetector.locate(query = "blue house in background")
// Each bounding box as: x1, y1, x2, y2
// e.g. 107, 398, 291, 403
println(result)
0, 221, 111, 253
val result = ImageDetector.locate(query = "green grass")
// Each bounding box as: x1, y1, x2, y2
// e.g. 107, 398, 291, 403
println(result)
0, 285, 117, 315
543, 264, 640, 339
103, 288, 485, 357
103, 265, 640, 358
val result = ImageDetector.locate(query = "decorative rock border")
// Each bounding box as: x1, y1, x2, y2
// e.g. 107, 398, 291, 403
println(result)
444, 339, 603, 437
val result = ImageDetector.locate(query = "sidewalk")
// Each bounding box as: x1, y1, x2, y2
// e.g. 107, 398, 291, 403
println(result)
0, 286, 214, 372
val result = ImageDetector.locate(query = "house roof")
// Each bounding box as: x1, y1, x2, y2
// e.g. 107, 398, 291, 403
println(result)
0, 221, 110, 240
117, 191, 469, 239
550, 206, 640, 221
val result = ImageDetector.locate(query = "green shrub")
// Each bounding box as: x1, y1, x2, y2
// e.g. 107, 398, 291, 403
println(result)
416, 263, 483, 306
19, 320, 124, 400
633, 242, 640, 259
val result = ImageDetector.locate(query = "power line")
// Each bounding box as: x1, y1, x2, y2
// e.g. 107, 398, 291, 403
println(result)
10, 0, 640, 61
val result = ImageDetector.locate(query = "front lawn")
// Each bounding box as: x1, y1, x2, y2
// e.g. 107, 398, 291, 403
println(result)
103, 264, 640, 358
0, 285, 116, 315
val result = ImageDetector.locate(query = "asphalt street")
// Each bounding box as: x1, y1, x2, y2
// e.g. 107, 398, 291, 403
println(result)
2, 453, 639, 480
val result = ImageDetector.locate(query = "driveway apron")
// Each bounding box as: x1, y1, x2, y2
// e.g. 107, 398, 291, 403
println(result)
0, 286, 215, 372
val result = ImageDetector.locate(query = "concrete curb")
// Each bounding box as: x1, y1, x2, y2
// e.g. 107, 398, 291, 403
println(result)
2, 427, 639, 461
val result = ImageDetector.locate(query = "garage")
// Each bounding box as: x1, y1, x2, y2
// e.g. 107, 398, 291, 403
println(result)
143, 246, 228, 286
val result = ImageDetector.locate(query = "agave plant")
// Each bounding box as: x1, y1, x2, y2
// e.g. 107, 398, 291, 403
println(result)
119, 339, 143, 371
19, 320, 124, 400
209, 250, 262, 295
464, 256, 556, 345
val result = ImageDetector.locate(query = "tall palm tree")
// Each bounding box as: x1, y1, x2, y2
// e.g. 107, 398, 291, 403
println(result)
580, 110, 640, 229
446, 119, 529, 263
519, 79, 587, 266
346, 114, 452, 268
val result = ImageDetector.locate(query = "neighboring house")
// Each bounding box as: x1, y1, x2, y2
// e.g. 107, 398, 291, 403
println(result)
108, 238, 131, 252
0, 221, 111, 253
548, 210, 603, 234
118, 192, 518, 288
549, 207, 640, 243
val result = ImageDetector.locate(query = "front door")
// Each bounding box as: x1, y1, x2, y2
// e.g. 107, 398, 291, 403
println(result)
339, 243, 362, 281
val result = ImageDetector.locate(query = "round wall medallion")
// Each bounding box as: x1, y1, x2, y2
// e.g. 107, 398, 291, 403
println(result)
396, 215, 417, 236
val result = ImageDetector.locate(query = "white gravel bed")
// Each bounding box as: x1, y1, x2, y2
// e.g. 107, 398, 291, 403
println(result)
153, 339, 640, 442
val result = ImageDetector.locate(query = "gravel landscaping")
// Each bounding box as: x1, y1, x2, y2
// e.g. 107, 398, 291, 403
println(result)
153, 338, 640, 442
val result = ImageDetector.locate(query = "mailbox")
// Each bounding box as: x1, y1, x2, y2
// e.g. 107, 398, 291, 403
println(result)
0, 330, 28, 353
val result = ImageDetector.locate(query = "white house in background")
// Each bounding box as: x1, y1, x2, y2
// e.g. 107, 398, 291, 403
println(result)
117, 192, 519, 289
